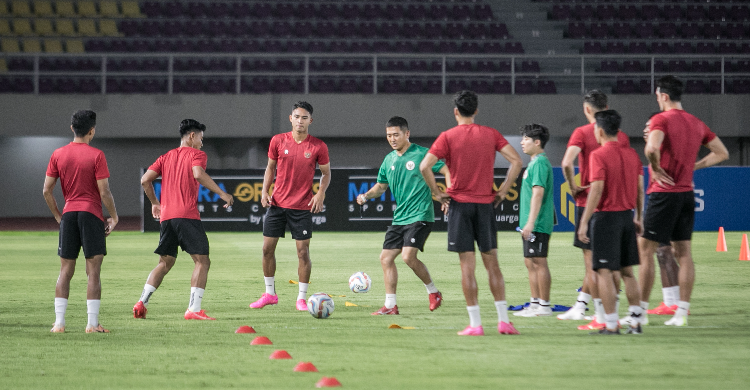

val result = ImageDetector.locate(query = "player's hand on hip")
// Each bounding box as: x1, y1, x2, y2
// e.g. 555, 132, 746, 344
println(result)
221, 193, 234, 208
651, 166, 675, 187
151, 204, 161, 220
577, 224, 590, 244
105, 217, 118, 237
493, 191, 507, 208
309, 192, 326, 213
356, 194, 367, 205
434, 191, 450, 207
570, 184, 589, 197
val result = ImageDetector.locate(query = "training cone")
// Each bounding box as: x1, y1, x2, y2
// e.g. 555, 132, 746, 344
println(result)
235, 325, 256, 334
293, 362, 318, 372
717, 227, 727, 252
250, 336, 273, 345
269, 350, 292, 360
740, 234, 750, 261
315, 377, 342, 388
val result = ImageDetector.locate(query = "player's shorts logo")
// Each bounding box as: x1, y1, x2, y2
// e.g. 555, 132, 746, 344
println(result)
305, 152, 311, 159
406, 161, 415, 170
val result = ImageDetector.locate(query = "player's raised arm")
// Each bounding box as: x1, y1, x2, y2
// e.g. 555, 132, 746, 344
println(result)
193, 166, 234, 208
309, 163, 330, 213
141, 169, 161, 219
97, 178, 118, 236
43, 176, 62, 224
357, 182, 388, 205
694, 137, 729, 171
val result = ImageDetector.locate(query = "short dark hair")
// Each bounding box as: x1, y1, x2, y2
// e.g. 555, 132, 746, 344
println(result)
583, 89, 607, 111
385, 116, 408, 131
656, 75, 683, 102
594, 110, 622, 137
179, 119, 206, 137
293, 101, 314, 115
71, 110, 96, 137
453, 90, 478, 117
520, 123, 550, 149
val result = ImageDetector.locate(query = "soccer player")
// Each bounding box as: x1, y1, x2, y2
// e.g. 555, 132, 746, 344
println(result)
356, 116, 450, 315
514, 124, 555, 317
420, 90, 523, 336
559, 90, 630, 330
639, 76, 729, 326
44, 110, 118, 333
249, 101, 331, 311
134, 119, 234, 321
577, 110, 646, 335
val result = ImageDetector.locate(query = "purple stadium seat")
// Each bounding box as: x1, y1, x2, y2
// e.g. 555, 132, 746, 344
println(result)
692, 61, 718, 73
491, 80, 511, 94
606, 42, 626, 54
372, 41, 391, 53
394, 41, 413, 53
142, 2, 163, 18
651, 42, 671, 54
674, 42, 693, 54
483, 42, 503, 54
488, 23, 509, 39
79, 78, 100, 94
470, 80, 491, 94
436, 41, 458, 53
732, 80, 750, 94
206, 79, 234, 94
405, 4, 426, 21
359, 22, 380, 39
342, 60, 365, 72
708, 6, 728, 22
708, 80, 722, 94
634, 23, 655, 39
451, 5, 474, 21
254, 3, 272, 18
685, 80, 706, 94
311, 78, 337, 93
505, 42, 524, 54
615, 80, 637, 94
361, 78, 373, 93
380, 22, 400, 39
341, 4, 361, 20
207, 3, 229, 18
618, 5, 638, 21
514, 80, 536, 94
538, 80, 556, 94
187, 2, 206, 19
363, 4, 384, 20
628, 42, 648, 54
350, 42, 370, 53
573, 5, 594, 21
498, 61, 512, 72
445, 23, 464, 39
719, 42, 738, 54
568, 22, 586, 39
734, 60, 750, 73
329, 41, 347, 53
39, 78, 58, 94
381, 78, 403, 93
119, 20, 138, 36
668, 60, 689, 73
460, 42, 482, 54
612, 23, 632, 39
680, 23, 701, 39
520, 61, 540, 73
725, 24, 747, 40
552, 5, 571, 20
264, 40, 284, 53
385, 4, 405, 20
429, 5, 449, 21
583, 41, 603, 54
339, 79, 359, 94
142, 58, 166, 71
248, 22, 270, 38
273, 3, 294, 19
596, 5, 616, 21
600, 61, 619, 72
476, 60, 497, 73
703, 23, 723, 39
696, 42, 716, 54
425, 79, 441, 94
658, 23, 678, 39
685, 6, 706, 21
59, 79, 78, 93
404, 79, 424, 94
590, 23, 609, 39
309, 41, 326, 52
162, 2, 183, 18
640, 5, 660, 21
120, 79, 141, 93
730, 6, 750, 22
424, 23, 443, 39
662, 5, 683, 21
232, 3, 252, 18
450, 60, 473, 72
447, 79, 468, 94
623, 60, 644, 73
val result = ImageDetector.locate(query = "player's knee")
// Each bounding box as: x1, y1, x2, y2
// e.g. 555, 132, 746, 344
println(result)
296, 246, 309, 259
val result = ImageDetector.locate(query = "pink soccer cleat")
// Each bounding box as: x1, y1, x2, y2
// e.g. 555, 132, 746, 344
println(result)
50, 324, 65, 333
133, 301, 147, 319
249, 293, 278, 309
577, 319, 606, 331
498, 322, 519, 335
457, 325, 484, 336
429, 292, 443, 311
371, 305, 399, 315
647, 302, 675, 315
85, 324, 110, 333
296, 299, 307, 311
184, 310, 215, 320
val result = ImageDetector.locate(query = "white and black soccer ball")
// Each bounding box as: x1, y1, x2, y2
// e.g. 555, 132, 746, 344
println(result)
307, 292, 335, 319
348, 271, 372, 293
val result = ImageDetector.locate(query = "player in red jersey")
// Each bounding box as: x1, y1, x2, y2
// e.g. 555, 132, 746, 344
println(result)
577, 110, 645, 335
249, 101, 331, 311
44, 110, 119, 333
420, 90, 523, 336
134, 119, 234, 321
559, 91, 630, 330
639, 76, 728, 326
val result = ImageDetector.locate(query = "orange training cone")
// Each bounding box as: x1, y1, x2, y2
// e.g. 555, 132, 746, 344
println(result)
315, 377, 342, 388
740, 234, 750, 261
717, 227, 727, 252
250, 336, 273, 345
269, 350, 292, 359
235, 325, 256, 334
293, 362, 318, 372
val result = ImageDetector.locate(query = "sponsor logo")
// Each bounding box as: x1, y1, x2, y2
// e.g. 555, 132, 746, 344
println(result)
303, 230, 308, 235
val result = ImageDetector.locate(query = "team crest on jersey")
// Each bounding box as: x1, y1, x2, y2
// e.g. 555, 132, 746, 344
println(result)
304, 152, 311, 158
406, 161, 415, 170
284, 150, 289, 154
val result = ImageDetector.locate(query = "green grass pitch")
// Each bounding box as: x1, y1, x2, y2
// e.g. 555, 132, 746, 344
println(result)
1, 231, 749, 389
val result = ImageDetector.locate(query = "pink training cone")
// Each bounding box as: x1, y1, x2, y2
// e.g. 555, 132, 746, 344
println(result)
250, 336, 273, 345
293, 362, 318, 372
269, 350, 292, 359
316, 377, 342, 388
235, 325, 256, 334
717, 227, 727, 252
740, 234, 750, 261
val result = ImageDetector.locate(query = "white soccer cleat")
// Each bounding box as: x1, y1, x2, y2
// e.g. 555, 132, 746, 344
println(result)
664, 315, 688, 326
557, 307, 586, 320
534, 306, 553, 317
513, 307, 532, 317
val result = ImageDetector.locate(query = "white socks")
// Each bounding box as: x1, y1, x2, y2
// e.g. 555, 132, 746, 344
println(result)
640, 301, 649, 312
604, 312, 619, 331
264, 277, 275, 295
87, 299, 100, 327
139, 284, 157, 307
467, 305, 481, 327
298, 283, 308, 301
594, 298, 604, 323
494, 301, 509, 324
539, 299, 550, 308
629, 305, 645, 324
54, 297, 68, 326
188, 287, 204, 312
384, 294, 397, 309
675, 301, 690, 317
424, 281, 438, 294
663, 286, 680, 306
529, 297, 540, 310
573, 292, 591, 310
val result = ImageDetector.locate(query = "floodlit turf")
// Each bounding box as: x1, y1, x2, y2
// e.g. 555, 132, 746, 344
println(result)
1, 231, 749, 389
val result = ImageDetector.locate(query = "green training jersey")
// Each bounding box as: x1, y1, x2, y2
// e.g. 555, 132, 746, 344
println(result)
377, 143, 445, 225
519, 152, 555, 234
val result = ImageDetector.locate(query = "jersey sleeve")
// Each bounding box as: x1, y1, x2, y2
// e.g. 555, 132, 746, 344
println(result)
94, 151, 110, 180
193, 150, 208, 170
377, 157, 389, 184
529, 158, 551, 189
701, 122, 717, 145
649, 113, 667, 133
268, 135, 280, 160
148, 155, 163, 175
46, 151, 59, 178
432, 158, 445, 173
316, 141, 330, 166
428, 132, 449, 160
494, 131, 509, 152
567, 128, 585, 148
589, 152, 606, 182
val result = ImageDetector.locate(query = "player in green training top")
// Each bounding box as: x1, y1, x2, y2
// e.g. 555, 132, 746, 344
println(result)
357, 116, 451, 315
515, 124, 556, 317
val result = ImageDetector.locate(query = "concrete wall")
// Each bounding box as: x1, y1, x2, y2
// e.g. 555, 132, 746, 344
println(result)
1, 93, 746, 218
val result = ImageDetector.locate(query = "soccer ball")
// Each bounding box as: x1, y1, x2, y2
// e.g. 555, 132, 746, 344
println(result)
307, 292, 335, 319
348, 271, 372, 293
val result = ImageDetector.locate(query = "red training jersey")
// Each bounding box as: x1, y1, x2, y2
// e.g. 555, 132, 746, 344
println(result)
46, 142, 110, 221
567, 123, 630, 206
589, 142, 643, 212
647, 109, 716, 194
429, 124, 509, 204
268, 132, 330, 210
148, 147, 207, 221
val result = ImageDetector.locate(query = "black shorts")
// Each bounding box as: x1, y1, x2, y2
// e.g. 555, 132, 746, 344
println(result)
590, 210, 639, 271
522, 232, 551, 258
58, 211, 107, 259
642, 191, 694, 243
447, 201, 497, 253
383, 221, 433, 252
155, 218, 209, 258
573, 206, 591, 250
263, 206, 313, 240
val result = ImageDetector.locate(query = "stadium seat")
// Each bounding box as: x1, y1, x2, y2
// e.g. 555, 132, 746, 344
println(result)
34, 18, 54, 36
515, 80, 536, 94
1, 38, 21, 52
77, 19, 98, 36
12, 19, 33, 36
600, 61, 619, 72
12, 0, 32, 16
22, 39, 41, 52
56, 19, 75, 36
33, 0, 53, 16
606, 42, 625, 54
538, 80, 556, 94
685, 80, 707, 94
99, 20, 119, 37
78, 1, 97, 17
43, 39, 63, 53
121, 1, 143, 18
0, 19, 10, 35
55, 1, 75, 17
